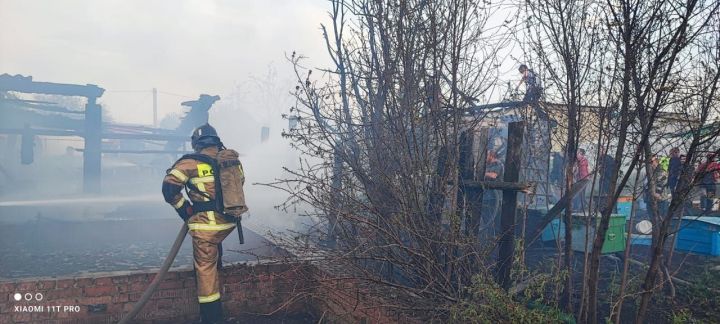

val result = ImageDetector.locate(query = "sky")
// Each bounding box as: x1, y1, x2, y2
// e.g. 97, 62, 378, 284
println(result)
0, 0, 329, 125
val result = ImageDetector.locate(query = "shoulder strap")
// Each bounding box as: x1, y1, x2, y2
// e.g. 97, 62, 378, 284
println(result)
180, 153, 224, 210
181, 153, 217, 166
178, 154, 217, 199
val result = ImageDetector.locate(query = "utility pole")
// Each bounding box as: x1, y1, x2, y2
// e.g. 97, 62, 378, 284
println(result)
152, 88, 158, 127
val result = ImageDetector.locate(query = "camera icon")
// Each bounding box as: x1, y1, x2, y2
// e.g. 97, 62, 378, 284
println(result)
12, 292, 43, 301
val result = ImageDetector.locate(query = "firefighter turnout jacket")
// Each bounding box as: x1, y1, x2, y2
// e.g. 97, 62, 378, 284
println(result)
162, 146, 242, 305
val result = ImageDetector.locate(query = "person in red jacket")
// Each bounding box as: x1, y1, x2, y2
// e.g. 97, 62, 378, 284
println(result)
576, 148, 590, 180
573, 148, 590, 210
697, 153, 720, 213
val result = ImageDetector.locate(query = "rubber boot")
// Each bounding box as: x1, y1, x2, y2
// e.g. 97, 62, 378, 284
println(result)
199, 300, 224, 324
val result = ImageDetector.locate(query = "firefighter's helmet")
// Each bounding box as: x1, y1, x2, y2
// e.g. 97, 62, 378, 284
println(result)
191, 124, 222, 151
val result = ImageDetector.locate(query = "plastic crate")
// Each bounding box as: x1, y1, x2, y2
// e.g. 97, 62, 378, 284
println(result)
570, 214, 627, 254
675, 217, 720, 256
629, 234, 651, 246
616, 201, 633, 218
541, 218, 565, 242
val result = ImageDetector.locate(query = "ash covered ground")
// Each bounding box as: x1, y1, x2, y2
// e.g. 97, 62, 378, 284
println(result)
0, 204, 277, 279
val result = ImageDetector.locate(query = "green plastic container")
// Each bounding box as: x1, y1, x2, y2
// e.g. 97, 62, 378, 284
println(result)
570, 214, 627, 254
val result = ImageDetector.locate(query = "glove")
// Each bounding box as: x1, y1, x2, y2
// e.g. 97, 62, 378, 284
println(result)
176, 200, 193, 221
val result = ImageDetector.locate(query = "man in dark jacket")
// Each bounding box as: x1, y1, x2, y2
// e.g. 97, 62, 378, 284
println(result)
667, 147, 681, 192
599, 148, 616, 198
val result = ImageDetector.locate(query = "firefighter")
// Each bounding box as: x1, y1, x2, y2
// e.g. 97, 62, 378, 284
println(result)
161, 124, 243, 324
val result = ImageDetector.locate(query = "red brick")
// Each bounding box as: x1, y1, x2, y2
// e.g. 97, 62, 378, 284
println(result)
15, 281, 37, 292
116, 283, 129, 293
46, 288, 82, 300
123, 303, 135, 312
94, 277, 113, 286
31, 310, 52, 320
56, 279, 74, 289
11, 312, 31, 322
157, 298, 174, 310
128, 274, 148, 283
112, 293, 129, 303
158, 280, 182, 290
128, 292, 141, 302
106, 302, 124, 313
162, 272, 178, 280
112, 276, 129, 284
183, 278, 197, 288
229, 291, 245, 301
129, 281, 148, 293
0, 282, 15, 293
38, 280, 56, 290
223, 301, 243, 314
177, 271, 195, 279
150, 307, 189, 320
75, 278, 93, 287
78, 295, 112, 305
46, 298, 78, 306
83, 285, 116, 297
151, 288, 189, 299
223, 282, 241, 292
55, 310, 71, 319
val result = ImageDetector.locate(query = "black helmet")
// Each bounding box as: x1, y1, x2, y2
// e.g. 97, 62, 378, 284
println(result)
518, 64, 528, 72
191, 124, 222, 151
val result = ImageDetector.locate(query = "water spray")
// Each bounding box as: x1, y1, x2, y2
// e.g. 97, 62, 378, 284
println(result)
0, 195, 157, 207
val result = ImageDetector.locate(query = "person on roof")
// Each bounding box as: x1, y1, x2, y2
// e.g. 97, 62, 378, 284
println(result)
517, 64, 542, 103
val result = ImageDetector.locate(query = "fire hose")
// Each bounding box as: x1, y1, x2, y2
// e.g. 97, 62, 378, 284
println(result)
117, 223, 189, 324
117, 217, 243, 323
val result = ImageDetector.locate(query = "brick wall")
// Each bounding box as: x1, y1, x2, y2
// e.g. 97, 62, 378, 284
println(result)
0, 262, 315, 324
308, 269, 409, 324
1, 262, 406, 324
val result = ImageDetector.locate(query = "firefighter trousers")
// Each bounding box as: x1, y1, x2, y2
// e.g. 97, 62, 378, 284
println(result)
188, 210, 235, 304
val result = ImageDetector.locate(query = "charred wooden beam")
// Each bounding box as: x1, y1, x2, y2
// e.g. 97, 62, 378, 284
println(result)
74, 149, 193, 154
0, 74, 104, 98
497, 121, 524, 290
0, 128, 189, 142
461, 180, 534, 192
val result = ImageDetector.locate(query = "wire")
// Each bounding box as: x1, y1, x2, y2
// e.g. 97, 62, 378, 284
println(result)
158, 91, 193, 99
105, 90, 152, 93
104, 89, 194, 99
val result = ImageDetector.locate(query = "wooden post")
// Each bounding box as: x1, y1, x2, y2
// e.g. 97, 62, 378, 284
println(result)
83, 97, 102, 193
458, 130, 476, 235
497, 121, 525, 289
152, 88, 158, 128
469, 127, 488, 238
